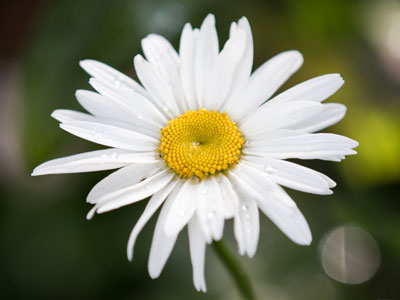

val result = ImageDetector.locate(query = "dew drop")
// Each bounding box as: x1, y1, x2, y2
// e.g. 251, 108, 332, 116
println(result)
263, 165, 274, 176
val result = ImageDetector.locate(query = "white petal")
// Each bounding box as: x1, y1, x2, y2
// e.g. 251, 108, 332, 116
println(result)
232, 164, 296, 211
127, 178, 179, 261
195, 14, 219, 107
240, 101, 324, 137
60, 120, 159, 151
32, 149, 159, 176
204, 29, 246, 110
196, 178, 225, 243
163, 178, 199, 237
148, 190, 181, 279
229, 173, 260, 257
233, 196, 260, 257
243, 157, 335, 195
287, 103, 347, 133
134, 55, 180, 118
204, 27, 246, 109
142, 34, 179, 65
243, 128, 304, 142
94, 169, 175, 214
188, 214, 207, 292
54, 105, 159, 139
221, 17, 254, 112
79, 59, 148, 97
244, 132, 358, 161
268, 74, 344, 104
257, 199, 311, 246
320, 155, 346, 162
76, 90, 141, 124
229, 17, 253, 89
231, 165, 311, 245
141, 34, 187, 113
89, 78, 168, 128
51, 109, 95, 123
246, 50, 303, 101
216, 175, 239, 219
87, 163, 160, 205
179, 23, 198, 110
228, 50, 303, 120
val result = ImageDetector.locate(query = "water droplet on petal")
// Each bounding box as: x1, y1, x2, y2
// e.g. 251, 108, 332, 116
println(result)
263, 165, 274, 176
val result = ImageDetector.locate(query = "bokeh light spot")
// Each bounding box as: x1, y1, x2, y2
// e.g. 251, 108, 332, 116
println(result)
320, 225, 381, 284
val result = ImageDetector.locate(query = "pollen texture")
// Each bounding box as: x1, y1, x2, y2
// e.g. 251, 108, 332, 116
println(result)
159, 109, 244, 179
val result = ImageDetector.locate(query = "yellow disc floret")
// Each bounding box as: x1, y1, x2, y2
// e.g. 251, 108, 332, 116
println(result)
159, 109, 244, 179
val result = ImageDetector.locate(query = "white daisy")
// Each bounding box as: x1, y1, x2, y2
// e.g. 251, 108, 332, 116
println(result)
32, 14, 358, 292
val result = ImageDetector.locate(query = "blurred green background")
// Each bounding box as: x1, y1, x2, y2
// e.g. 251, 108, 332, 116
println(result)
1, 0, 400, 299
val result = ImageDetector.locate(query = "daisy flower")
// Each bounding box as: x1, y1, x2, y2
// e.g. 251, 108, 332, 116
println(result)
32, 14, 358, 292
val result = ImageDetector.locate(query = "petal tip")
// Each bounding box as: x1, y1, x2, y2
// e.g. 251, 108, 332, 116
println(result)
86, 206, 97, 220
148, 265, 161, 279
238, 16, 250, 24
300, 233, 312, 246
127, 249, 133, 262
79, 59, 94, 71
31, 168, 40, 176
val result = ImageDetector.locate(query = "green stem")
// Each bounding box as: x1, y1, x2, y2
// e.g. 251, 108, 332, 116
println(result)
212, 240, 256, 300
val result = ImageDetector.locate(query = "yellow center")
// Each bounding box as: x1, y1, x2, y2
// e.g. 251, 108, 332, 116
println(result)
158, 109, 244, 179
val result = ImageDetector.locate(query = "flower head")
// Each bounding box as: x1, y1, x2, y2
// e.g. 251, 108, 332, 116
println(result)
32, 14, 358, 292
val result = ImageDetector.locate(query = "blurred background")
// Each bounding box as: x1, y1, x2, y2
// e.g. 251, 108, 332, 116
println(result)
1, 0, 400, 299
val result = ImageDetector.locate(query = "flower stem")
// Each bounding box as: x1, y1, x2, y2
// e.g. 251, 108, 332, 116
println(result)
212, 240, 256, 300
